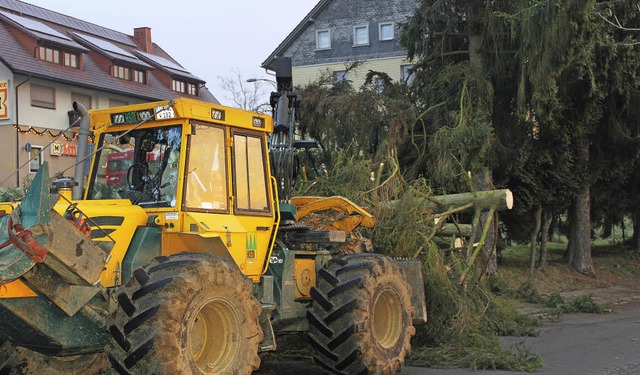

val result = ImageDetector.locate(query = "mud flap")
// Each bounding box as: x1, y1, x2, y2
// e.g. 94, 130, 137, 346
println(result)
395, 258, 428, 324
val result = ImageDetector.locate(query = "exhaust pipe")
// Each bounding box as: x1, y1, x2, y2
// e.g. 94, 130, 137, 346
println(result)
72, 101, 90, 200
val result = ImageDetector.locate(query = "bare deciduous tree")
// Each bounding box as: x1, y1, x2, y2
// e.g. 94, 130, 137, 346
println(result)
217, 69, 271, 112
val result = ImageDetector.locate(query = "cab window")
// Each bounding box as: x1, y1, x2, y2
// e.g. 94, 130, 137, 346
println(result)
233, 132, 269, 213
184, 124, 228, 211
87, 125, 182, 208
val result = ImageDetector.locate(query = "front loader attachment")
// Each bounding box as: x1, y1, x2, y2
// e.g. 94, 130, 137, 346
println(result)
0, 163, 110, 354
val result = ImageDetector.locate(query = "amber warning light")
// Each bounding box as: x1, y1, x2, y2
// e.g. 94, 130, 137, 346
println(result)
252, 116, 265, 128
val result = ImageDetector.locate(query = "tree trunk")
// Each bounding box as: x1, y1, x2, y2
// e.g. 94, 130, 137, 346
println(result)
474, 168, 498, 274
529, 205, 542, 273
382, 189, 513, 214
633, 207, 640, 253
568, 187, 595, 276
538, 209, 553, 272
564, 201, 574, 262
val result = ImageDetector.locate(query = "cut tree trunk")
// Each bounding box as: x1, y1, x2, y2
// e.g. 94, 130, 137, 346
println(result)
438, 223, 473, 237
429, 189, 513, 213
382, 189, 513, 214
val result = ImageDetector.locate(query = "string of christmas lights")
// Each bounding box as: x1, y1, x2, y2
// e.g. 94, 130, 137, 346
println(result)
13, 125, 93, 142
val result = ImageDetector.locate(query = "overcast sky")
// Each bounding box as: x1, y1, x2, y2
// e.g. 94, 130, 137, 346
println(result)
22, 0, 318, 105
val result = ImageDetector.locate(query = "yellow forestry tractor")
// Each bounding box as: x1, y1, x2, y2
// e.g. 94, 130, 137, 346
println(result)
0, 57, 427, 374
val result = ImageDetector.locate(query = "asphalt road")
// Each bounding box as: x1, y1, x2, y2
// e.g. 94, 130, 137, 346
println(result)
257, 299, 640, 375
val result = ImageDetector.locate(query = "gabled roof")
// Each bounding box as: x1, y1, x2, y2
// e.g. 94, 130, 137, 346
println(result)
72, 32, 154, 70
261, 0, 331, 70
134, 51, 204, 83
0, 10, 88, 52
0, 0, 216, 103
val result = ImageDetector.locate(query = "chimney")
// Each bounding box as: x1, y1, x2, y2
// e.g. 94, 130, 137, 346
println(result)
134, 27, 153, 53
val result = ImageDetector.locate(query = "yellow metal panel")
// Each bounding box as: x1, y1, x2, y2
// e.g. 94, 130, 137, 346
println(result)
294, 258, 316, 300
0, 280, 37, 298
53, 199, 149, 287
190, 103, 211, 119
89, 98, 273, 134
0, 203, 15, 214
182, 212, 274, 281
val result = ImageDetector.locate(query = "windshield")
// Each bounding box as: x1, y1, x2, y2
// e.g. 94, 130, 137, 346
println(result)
87, 125, 182, 208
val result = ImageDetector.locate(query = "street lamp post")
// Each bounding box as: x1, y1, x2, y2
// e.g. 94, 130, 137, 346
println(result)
246, 78, 277, 87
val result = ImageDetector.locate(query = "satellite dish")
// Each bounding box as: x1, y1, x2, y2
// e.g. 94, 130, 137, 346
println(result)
24, 143, 32, 152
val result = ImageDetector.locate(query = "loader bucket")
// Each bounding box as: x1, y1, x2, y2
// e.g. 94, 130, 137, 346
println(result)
0, 163, 56, 283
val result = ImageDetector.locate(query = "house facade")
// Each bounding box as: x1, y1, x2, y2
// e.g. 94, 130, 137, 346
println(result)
0, 0, 217, 188
262, 0, 417, 87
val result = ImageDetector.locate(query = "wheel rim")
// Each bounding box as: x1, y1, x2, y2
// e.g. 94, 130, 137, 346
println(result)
372, 288, 403, 349
190, 298, 241, 373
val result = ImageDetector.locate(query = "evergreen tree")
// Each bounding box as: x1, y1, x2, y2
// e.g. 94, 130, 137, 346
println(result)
401, 0, 640, 274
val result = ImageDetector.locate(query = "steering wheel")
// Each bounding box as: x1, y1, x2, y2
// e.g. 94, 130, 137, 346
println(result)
126, 163, 152, 191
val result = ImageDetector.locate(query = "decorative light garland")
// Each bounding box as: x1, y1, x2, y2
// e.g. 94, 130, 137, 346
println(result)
14, 125, 94, 142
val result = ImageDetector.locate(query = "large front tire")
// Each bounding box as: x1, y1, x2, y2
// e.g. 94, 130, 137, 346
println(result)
307, 254, 415, 374
106, 253, 263, 375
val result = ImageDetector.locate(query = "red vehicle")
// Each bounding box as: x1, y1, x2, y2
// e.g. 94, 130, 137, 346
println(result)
105, 150, 133, 186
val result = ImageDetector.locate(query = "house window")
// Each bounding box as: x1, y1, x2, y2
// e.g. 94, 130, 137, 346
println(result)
133, 69, 146, 84
172, 79, 185, 93
113, 65, 131, 80
31, 84, 55, 109
334, 70, 349, 83
354, 25, 369, 46
379, 22, 394, 41
29, 146, 43, 173
375, 78, 385, 93
63, 52, 78, 68
187, 83, 198, 96
38, 47, 79, 69
316, 29, 331, 50
38, 46, 59, 64
401, 64, 415, 85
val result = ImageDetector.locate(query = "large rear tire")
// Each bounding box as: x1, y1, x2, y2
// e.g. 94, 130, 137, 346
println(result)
307, 254, 415, 374
106, 253, 263, 375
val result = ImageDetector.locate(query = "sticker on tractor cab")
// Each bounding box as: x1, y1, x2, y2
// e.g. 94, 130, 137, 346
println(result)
246, 232, 257, 263
165, 212, 179, 221
156, 106, 175, 120
211, 108, 225, 121
110, 109, 155, 125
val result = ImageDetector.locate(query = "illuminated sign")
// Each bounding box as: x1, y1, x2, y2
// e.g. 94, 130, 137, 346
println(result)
50, 141, 77, 156
0, 81, 8, 119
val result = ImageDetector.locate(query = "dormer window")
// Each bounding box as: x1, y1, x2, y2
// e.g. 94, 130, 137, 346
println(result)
172, 79, 198, 96
113, 65, 146, 84
37, 46, 79, 68
133, 69, 146, 84
113, 65, 130, 80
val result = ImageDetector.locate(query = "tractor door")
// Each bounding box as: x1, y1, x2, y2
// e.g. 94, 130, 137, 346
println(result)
182, 122, 275, 279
